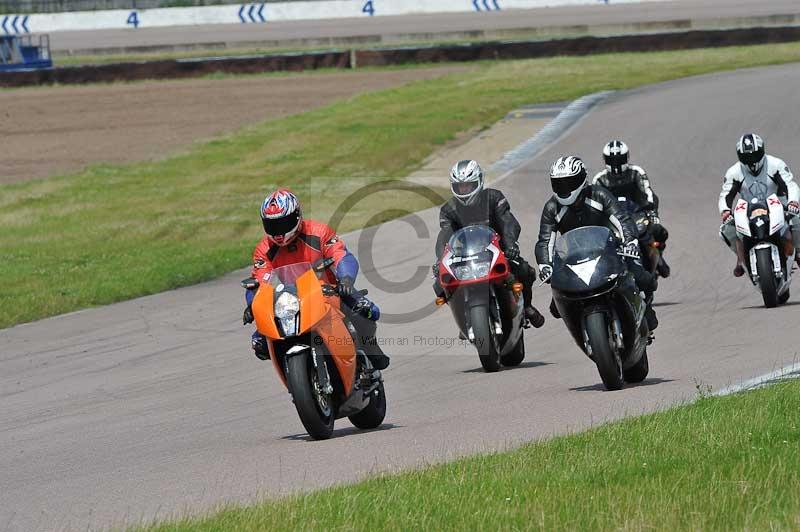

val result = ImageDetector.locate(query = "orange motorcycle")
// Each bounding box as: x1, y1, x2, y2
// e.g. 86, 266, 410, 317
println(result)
242, 259, 386, 440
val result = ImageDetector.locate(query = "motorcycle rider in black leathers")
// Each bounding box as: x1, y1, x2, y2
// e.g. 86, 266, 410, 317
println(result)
592, 140, 670, 278
434, 159, 545, 328
536, 155, 658, 331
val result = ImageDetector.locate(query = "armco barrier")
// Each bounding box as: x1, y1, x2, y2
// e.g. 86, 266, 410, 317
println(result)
2, 25, 800, 87
3, 0, 657, 34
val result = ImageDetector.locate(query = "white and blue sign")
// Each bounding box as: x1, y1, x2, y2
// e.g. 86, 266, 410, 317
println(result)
17, 0, 655, 34
238, 3, 266, 23
1, 15, 30, 34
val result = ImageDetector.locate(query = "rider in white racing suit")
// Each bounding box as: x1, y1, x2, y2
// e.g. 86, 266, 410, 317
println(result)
719, 133, 800, 276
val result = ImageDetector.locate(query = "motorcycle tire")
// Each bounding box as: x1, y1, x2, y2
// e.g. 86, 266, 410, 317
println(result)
623, 350, 649, 383
756, 248, 779, 308
779, 288, 790, 305
500, 334, 525, 367
471, 305, 501, 373
348, 381, 387, 430
585, 311, 624, 391
286, 353, 335, 440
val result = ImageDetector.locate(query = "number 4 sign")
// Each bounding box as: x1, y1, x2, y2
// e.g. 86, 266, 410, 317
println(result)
127, 11, 140, 28
362, 1, 375, 16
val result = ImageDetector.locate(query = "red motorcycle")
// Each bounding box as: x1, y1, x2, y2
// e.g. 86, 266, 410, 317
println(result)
436, 225, 527, 372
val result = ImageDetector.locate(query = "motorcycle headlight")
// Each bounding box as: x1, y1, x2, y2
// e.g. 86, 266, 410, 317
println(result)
453, 261, 492, 281
274, 292, 300, 336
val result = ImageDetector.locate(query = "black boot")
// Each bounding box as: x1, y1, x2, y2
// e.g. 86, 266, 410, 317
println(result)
251, 335, 270, 360
656, 256, 671, 278
361, 335, 390, 370
524, 306, 545, 328
645, 304, 658, 331
549, 298, 561, 319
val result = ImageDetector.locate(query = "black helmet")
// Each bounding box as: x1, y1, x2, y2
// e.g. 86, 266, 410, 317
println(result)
603, 139, 629, 176
549, 156, 587, 206
736, 133, 765, 175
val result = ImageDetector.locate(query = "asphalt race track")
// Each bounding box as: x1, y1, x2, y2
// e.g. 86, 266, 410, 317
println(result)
2, 63, 800, 531
50, 0, 800, 52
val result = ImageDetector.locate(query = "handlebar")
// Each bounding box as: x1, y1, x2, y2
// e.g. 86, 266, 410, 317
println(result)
322, 285, 368, 298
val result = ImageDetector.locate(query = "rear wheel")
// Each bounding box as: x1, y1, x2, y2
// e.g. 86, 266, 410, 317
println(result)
756, 248, 779, 308
623, 350, 649, 383
286, 354, 335, 440
471, 305, 501, 373
585, 311, 624, 391
500, 334, 525, 367
348, 381, 387, 430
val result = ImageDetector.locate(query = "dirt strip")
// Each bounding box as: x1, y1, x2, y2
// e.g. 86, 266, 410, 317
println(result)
0, 66, 467, 183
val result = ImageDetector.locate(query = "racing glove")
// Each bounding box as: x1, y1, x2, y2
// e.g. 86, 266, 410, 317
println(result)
623, 240, 640, 259
352, 298, 375, 320
788, 201, 800, 216
432, 263, 440, 278
504, 242, 521, 261
243, 305, 254, 325
721, 209, 734, 224
337, 276, 356, 298
539, 264, 553, 283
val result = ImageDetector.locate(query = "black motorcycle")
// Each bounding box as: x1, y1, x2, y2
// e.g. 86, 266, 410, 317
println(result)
550, 226, 650, 390
616, 196, 666, 278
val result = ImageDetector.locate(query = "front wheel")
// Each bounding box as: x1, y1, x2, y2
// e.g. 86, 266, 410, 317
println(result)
623, 350, 649, 383
348, 381, 387, 430
500, 334, 525, 367
286, 354, 335, 440
755, 247, 778, 308
471, 305, 501, 372
585, 311, 624, 391
779, 288, 790, 305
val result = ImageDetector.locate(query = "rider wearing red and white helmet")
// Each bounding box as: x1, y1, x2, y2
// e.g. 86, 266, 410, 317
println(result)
243, 189, 389, 369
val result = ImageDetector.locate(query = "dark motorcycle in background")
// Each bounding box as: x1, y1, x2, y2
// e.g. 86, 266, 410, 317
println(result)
436, 225, 527, 372
616, 196, 667, 279
550, 226, 650, 390
732, 192, 794, 308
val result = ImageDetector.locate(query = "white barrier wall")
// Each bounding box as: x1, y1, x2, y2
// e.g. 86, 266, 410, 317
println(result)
0, 0, 653, 35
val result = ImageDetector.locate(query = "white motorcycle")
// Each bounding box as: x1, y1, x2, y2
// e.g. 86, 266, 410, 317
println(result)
732, 193, 794, 307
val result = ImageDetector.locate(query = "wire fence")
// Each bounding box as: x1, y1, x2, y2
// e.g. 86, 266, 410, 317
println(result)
0, 0, 312, 14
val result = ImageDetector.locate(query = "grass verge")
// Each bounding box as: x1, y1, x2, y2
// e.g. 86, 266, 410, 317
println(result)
4, 43, 800, 329
144, 380, 800, 531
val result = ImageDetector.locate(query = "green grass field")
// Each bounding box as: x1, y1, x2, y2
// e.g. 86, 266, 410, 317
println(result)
4, 43, 800, 329
143, 380, 800, 531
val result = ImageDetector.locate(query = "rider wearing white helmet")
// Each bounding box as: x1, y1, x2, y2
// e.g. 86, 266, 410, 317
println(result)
536, 155, 659, 330
434, 159, 545, 328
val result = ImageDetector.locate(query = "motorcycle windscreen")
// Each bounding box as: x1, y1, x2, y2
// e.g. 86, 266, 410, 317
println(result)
447, 225, 496, 258
551, 226, 625, 294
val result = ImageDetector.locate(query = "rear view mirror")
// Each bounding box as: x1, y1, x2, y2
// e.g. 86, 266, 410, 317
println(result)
241, 277, 259, 290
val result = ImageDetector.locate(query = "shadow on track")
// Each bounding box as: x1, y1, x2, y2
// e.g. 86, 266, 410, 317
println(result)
741, 301, 800, 310
461, 360, 552, 374
569, 377, 675, 392
281, 423, 403, 442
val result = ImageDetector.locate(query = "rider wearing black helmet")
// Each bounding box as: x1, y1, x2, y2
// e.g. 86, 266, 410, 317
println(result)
719, 133, 800, 276
592, 140, 670, 277
536, 155, 658, 330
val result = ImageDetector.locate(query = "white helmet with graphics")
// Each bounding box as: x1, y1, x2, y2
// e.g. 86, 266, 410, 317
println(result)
449, 159, 484, 206
550, 155, 588, 206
